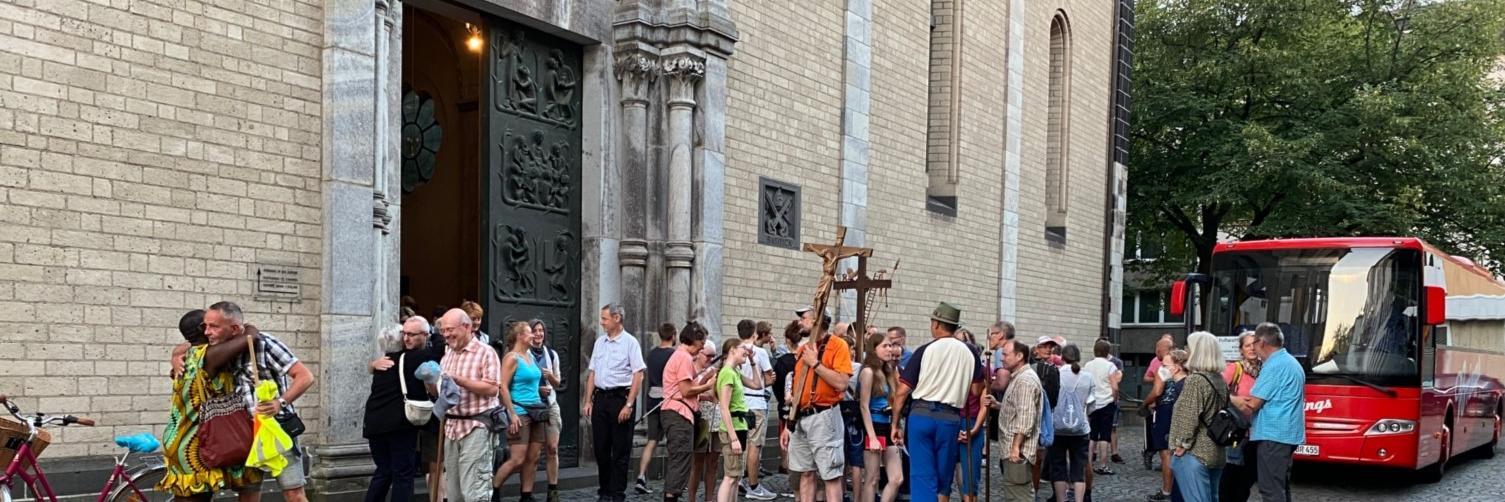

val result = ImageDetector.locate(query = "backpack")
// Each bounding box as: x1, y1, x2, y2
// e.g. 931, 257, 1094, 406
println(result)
1037, 391, 1055, 448
1034, 361, 1061, 408
1195, 373, 1249, 447
1054, 369, 1091, 436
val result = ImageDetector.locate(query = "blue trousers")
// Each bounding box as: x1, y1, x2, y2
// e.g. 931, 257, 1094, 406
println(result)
1171, 454, 1223, 502
906, 408, 964, 502
950, 429, 985, 496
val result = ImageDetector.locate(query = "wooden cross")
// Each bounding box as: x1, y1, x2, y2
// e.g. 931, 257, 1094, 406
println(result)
833, 255, 893, 363
787, 226, 870, 422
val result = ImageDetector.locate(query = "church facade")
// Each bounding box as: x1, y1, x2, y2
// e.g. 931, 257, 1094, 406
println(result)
0, 0, 1130, 494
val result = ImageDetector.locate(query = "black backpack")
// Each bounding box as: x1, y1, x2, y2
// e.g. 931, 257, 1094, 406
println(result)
1034, 360, 1061, 408
1195, 373, 1249, 447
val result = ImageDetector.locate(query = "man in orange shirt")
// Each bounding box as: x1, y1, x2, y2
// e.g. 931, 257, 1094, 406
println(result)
778, 310, 852, 502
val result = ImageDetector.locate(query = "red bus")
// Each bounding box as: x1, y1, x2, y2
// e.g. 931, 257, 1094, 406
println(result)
1172, 237, 1505, 481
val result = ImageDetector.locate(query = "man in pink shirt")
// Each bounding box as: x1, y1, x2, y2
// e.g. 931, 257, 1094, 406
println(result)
1139, 335, 1173, 470
659, 322, 717, 502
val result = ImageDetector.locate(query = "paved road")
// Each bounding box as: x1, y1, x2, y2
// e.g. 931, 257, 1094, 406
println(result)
549, 416, 1505, 502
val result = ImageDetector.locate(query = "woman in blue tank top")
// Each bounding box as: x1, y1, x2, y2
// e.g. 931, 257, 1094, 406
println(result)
858, 332, 904, 502
494, 321, 547, 501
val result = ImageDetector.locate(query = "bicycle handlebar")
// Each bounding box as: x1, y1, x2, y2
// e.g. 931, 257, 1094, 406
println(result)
69, 416, 96, 427
0, 394, 7, 404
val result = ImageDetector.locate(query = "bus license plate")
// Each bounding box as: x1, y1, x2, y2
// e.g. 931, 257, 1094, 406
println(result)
1294, 444, 1319, 456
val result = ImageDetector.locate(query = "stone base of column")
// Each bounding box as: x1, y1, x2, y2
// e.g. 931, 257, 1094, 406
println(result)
306, 443, 375, 502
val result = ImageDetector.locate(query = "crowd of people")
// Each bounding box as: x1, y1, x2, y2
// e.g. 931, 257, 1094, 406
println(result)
154, 296, 1308, 502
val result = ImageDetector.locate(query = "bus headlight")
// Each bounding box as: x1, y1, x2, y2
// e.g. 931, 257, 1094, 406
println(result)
1365, 419, 1417, 436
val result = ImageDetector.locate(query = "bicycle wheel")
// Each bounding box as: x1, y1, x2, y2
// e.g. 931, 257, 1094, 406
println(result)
108, 459, 172, 502
2, 483, 12, 502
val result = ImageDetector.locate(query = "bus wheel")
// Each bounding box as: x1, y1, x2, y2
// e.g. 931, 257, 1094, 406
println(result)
1421, 421, 1451, 483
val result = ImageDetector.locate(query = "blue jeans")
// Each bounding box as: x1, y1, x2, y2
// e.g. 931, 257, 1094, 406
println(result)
906, 405, 964, 502
1171, 454, 1223, 502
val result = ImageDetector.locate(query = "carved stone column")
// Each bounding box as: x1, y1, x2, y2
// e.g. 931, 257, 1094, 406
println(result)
663, 54, 703, 327
616, 53, 656, 335
307, 0, 400, 499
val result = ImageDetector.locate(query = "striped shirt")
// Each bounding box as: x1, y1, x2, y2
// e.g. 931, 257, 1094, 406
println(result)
234, 332, 299, 414
441, 337, 502, 440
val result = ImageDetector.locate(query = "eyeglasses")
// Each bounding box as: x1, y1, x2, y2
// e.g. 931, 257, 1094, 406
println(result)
402, 331, 426, 337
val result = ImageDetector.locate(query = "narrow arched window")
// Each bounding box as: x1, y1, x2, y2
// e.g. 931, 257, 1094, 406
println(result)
1045, 11, 1071, 241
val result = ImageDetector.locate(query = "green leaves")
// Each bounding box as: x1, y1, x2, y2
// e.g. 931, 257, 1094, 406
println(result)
1130, 0, 1505, 274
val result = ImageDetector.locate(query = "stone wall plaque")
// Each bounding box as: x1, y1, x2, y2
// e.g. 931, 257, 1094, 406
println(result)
256, 265, 302, 301
759, 177, 801, 250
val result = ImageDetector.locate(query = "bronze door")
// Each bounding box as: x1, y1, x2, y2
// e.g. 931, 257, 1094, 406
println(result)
483, 16, 583, 466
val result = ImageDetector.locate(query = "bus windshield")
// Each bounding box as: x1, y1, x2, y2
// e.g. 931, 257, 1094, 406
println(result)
1209, 247, 1422, 387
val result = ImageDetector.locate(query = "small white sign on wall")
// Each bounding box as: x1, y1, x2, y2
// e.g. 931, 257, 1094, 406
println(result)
1217, 336, 1241, 362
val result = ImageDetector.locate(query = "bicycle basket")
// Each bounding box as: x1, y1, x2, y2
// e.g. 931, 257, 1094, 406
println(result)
0, 417, 52, 470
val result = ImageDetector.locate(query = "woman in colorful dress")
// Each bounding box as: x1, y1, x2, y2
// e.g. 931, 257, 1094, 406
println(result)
159, 310, 263, 502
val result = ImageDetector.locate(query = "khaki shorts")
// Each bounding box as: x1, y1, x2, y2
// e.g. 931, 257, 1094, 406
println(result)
788, 407, 844, 481
747, 410, 767, 447
546, 401, 561, 442
719, 430, 748, 478
507, 413, 547, 445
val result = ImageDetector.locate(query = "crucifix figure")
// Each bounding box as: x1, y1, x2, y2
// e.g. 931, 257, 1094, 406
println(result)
833, 256, 895, 363
804, 227, 872, 309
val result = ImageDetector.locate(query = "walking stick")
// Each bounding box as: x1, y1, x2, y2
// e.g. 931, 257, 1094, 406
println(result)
984, 433, 991, 502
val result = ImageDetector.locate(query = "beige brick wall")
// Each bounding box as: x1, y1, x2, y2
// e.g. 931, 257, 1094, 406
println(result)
721, 0, 1113, 347
1015, 0, 1114, 345
0, 0, 323, 457
721, 0, 846, 333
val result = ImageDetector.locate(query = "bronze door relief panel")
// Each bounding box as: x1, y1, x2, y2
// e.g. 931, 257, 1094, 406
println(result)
484, 17, 583, 466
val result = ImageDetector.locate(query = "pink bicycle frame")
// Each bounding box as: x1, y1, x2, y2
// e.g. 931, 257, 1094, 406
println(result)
2, 441, 146, 502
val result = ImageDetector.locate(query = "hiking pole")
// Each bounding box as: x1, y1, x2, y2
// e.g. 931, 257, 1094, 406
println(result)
984, 433, 991, 502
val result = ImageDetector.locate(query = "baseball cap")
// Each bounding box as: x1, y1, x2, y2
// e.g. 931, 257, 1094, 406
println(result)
1036, 335, 1058, 347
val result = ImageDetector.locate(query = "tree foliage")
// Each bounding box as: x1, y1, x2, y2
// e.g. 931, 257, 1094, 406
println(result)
1129, 0, 1505, 279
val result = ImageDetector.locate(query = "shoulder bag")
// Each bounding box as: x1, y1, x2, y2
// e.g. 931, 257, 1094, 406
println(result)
198, 334, 257, 468
400, 353, 435, 426
1195, 373, 1249, 447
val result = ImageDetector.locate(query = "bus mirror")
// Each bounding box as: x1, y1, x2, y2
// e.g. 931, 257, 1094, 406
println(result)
1424, 286, 1446, 325
1169, 280, 1188, 316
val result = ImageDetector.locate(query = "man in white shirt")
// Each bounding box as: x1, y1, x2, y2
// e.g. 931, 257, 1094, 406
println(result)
585, 304, 646, 502
735, 319, 777, 500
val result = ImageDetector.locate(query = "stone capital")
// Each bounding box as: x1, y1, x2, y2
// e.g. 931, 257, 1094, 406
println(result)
662, 55, 704, 107
615, 52, 659, 105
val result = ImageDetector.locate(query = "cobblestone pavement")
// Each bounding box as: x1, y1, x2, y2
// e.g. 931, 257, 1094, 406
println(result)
550, 416, 1505, 502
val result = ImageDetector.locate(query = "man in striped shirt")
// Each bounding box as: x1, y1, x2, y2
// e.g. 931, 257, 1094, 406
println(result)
438, 308, 502, 502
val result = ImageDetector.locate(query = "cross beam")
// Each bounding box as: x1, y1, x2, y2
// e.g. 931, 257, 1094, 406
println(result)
833, 255, 892, 363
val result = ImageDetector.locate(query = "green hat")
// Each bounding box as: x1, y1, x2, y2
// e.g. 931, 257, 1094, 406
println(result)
930, 302, 962, 326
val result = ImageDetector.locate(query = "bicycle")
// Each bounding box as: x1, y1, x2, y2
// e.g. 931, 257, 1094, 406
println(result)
1, 394, 169, 502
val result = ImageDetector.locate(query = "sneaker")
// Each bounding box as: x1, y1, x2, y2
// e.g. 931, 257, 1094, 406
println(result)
547, 488, 559, 502
635, 476, 653, 495
746, 485, 777, 501
1142, 451, 1154, 471
1146, 491, 1170, 501
1111, 454, 1125, 464
739, 480, 749, 495
1093, 466, 1115, 475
